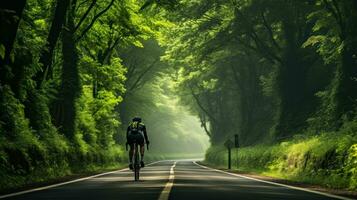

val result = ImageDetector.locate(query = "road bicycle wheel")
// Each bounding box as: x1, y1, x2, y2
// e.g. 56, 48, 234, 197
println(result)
134, 167, 139, 181
134, 143, 140, 181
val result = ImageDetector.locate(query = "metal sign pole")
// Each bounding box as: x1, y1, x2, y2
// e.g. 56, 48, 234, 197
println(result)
236, 148, 238, 168
224, 139, 234, 170
228, 147, 231, 169
234, 134, 239, 169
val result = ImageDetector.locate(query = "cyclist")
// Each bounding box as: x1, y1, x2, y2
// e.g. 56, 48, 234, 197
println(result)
126, 117, 149, 170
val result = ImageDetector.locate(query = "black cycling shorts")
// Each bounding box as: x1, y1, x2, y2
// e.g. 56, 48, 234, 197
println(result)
127, 133, 144, 145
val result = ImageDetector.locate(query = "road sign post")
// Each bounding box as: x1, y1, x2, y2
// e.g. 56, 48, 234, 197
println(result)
225, 135, 240, 170
234, 134, 239, 168
228, 147, 231, 169
234, 134, 239, 148
224, 139, 234, 170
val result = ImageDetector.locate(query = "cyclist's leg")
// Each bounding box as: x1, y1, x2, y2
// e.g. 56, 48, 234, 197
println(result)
129, 144, 134, 169
129, 144, 134, 162
139, 144, 145, 167
128, 134, 134, 169
139, 134, 145, 167
140, 144, 145, 159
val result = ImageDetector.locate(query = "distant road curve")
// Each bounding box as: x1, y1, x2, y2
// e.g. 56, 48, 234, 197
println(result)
1, 160, 354, 200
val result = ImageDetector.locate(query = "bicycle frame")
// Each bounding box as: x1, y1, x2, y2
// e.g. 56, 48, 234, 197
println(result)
133, 143, 140, 181
126, 142, 149, 181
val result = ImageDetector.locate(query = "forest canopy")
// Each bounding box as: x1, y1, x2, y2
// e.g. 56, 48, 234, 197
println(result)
0, 0, 356, 191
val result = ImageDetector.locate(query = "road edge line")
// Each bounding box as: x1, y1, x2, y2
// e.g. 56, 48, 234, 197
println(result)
158, 161, 177, 200
0, 160, 163, 199
193, 161, 355, 200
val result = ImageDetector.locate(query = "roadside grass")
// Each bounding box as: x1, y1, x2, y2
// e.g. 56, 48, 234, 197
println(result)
0, 145, 203, 194
0, 145, 127, 194
205, 130, 357, 191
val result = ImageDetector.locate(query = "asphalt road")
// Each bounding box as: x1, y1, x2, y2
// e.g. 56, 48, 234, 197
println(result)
1, 160, 353, 200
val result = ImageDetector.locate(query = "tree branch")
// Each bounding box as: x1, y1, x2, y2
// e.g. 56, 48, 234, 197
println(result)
260, 10, 281, 51
128, 58, 159, 91
234, 37, 277, 64
126, 58, 138, 81
74, 0, 97, 32
331, 0, 345, 32
323, 0, 344, 35
230, 65, 244, 92
81, 45, 96, 59
234, 7, 282, 64
76, 0, 90, 12
75, 0, 115, 43
190, 86, 218, 123
139, 0, 154, 11
102, 36, 120, 64
199, 114, 211, 137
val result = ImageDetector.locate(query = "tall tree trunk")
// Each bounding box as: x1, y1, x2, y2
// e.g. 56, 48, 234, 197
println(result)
334, 46, 357, 121
231, 56, 262, 145
274, 3, 309, 140
333, 1, 357, 122
25, 0, 70, 134
0, 1, 26, 86
55, 1, 80, 139
34, 0, 70, 88
323, 0, 357, 127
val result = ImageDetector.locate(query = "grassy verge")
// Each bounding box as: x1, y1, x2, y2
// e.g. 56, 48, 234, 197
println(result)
0, 147, 202, 194
205, 132, 357, 191
0, 145, 128, 194
0, 162, 127, 195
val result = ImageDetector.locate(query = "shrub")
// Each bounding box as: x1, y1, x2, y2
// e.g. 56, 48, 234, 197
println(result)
205, 128, 357, 190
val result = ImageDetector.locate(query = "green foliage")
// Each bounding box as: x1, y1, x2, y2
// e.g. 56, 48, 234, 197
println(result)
119, 75, 209, 154
162, 0, 356, 146
0, 86, 44, 188
346, 144, 357, 189
76, 87, 99, 146
0, 44, 5, 60
304, 0, 357, 130
0, 0, 172, 191
1, 0, 356, 192
205, 127, 357, 190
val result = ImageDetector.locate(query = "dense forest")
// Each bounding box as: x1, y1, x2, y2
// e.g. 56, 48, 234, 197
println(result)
0, 0, 356, 191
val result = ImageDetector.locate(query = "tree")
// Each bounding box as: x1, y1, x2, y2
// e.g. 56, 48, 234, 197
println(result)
53, 0, 115, 138
0, 1, 27, 87
304, 0, 357, 129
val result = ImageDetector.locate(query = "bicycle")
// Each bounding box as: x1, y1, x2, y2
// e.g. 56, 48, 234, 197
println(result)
126, 141, 149, 181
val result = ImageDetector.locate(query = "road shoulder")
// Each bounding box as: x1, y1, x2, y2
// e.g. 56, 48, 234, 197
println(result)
197, 161, 357, 200
0, 160, 165, 199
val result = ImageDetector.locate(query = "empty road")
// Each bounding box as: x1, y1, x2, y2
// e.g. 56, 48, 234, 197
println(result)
1, 160, 353, 200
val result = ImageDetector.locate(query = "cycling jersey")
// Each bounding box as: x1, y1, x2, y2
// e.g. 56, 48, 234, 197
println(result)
126, 122, 148, 145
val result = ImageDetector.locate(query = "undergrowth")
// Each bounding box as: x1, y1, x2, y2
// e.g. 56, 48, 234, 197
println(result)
205, 123, 357, 190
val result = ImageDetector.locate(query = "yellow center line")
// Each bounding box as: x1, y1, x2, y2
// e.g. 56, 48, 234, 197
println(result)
158, 161, 177, 200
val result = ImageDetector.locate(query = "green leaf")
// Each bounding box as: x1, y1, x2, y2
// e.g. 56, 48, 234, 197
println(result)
302, 35, 325, 48
0, 44, 5, 60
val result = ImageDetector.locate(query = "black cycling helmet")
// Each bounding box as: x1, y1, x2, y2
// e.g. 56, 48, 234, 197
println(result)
132, 117, 142, 122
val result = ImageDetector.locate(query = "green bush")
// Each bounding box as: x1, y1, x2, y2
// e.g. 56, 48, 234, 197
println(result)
0, 86, 127, 192
205, 127, 357, 190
